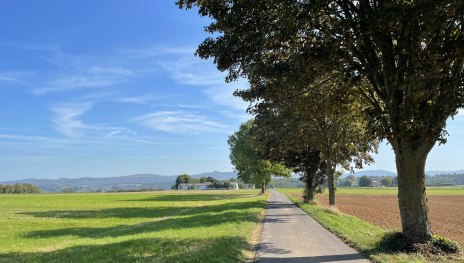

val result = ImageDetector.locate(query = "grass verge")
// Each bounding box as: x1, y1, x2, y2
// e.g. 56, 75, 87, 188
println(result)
278, 189, 464, 263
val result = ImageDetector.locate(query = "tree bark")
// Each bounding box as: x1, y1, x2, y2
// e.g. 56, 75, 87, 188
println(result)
326, 162, 336, 207
304, 166, 317, 203
392, 138, 433, 244
261, 180, 266, 194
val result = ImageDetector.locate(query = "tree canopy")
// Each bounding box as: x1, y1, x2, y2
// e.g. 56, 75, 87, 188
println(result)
228, 120, 291, 193
178, 0, 464, 244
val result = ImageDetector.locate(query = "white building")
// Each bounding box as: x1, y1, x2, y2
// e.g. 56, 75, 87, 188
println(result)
178, 182, 211, 190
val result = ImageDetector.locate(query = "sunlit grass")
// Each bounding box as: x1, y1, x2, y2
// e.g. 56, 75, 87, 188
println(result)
0, 190, 267, 262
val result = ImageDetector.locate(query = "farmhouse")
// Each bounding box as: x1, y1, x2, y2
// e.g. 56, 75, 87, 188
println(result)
371, 180, 382, 187
178, 182, 211, 190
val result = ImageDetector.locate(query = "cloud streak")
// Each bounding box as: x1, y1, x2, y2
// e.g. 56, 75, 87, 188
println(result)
35, 65, 134, 95
158, 57, 249, 110
135, 111, 230, 134
50, 102, 94, 138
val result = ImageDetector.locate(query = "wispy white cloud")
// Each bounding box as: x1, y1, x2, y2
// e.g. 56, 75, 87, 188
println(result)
0, 133, 183, 150
50, 102, 94, 138
35, 65, 133, 95
0, 71, 37, 87
114, 95, 154, 104
159, 57, 249, 110
134, 111, 230, 134
113, 94, 181, 105
50, 101, 139, 139
0, 75, 17, 82
117, 46, 195, 58
219, 110, 250, 122
0, 41, 58, 51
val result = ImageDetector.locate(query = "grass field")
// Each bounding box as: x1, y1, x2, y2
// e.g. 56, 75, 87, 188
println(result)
0, 190, 267, 263
279, 188, 464, 262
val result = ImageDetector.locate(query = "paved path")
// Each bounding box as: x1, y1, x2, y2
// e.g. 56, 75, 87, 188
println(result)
256, 190, 369, 262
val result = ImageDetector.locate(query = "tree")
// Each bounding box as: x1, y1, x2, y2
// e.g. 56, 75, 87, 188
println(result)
381, 177, 394, 187
228, 120, 292, 193
251, 106, 327, 203
199, 177, 207, 183
340, 179, 352, 187
206, 176, 214, 183
359, 176, 373, 187
252, 86, 377, 206
346, 174, 357, 185
175, 174, 193, 189
177, 0, 464, 244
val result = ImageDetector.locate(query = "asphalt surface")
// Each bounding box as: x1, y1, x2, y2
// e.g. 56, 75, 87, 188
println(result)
256, 190, 370, 262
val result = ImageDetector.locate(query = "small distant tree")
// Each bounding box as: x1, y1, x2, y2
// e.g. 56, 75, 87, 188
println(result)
199, 177, 207, 183
342, 179, 353, 187
62, 187, 75, 193
381, 177, 394, 187
5, 185, 14, 194
206, 176, 214, 183
175, 174, 193, 189
223, 181, 231, 189
346, 174, 356, 185
228, 120, 292, 194
359, 176, 373, 187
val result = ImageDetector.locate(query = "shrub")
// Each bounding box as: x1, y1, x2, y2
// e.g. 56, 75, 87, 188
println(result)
381, 232, 413, 252
381, 232, 461, 254
431, 235, 461, 253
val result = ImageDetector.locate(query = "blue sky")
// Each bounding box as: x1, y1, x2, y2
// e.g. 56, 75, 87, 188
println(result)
0, 1, 463, 180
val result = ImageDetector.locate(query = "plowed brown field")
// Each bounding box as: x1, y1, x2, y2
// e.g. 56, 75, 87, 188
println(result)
293, 193, 464, 246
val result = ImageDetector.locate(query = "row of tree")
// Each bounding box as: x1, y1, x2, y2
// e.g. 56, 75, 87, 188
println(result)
338, 175, 395, 187
427, 174, 464, 186
179, 0, 464, 244
173, 174, 247, 190
174, 174, 216, 189
0, 183, 42, 194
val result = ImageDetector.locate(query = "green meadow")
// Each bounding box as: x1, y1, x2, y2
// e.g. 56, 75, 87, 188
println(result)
0, 190, 266, 263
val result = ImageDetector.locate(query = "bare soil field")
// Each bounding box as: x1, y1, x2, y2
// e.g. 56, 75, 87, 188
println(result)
292, 193, 464, 247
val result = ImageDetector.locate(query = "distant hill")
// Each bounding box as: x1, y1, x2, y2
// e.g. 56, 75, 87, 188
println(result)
342, 170, 396, 177
0, 171, 238, 193
343, 169, 464, 178
191, 171, 237, 181
425, 170, 464, 176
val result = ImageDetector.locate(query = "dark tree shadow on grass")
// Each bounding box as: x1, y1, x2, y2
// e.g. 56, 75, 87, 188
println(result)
19, 199, 267, 220
25, 209, 262, 239
122, 193, 259, 202
22, 200, 267, 239
0, 236, 251, 263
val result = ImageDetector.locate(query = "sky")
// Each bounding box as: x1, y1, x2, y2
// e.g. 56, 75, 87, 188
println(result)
0, 1, 463, 181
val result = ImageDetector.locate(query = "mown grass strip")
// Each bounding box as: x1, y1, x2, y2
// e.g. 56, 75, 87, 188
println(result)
279, 189, 464, 263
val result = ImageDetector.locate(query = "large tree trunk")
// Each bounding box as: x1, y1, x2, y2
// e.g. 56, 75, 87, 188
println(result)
326, 162, 336, 207
392, 138, 433, 244
304, 161, 320, 203
304, 170, 315, 203
261, 180, 266, 194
